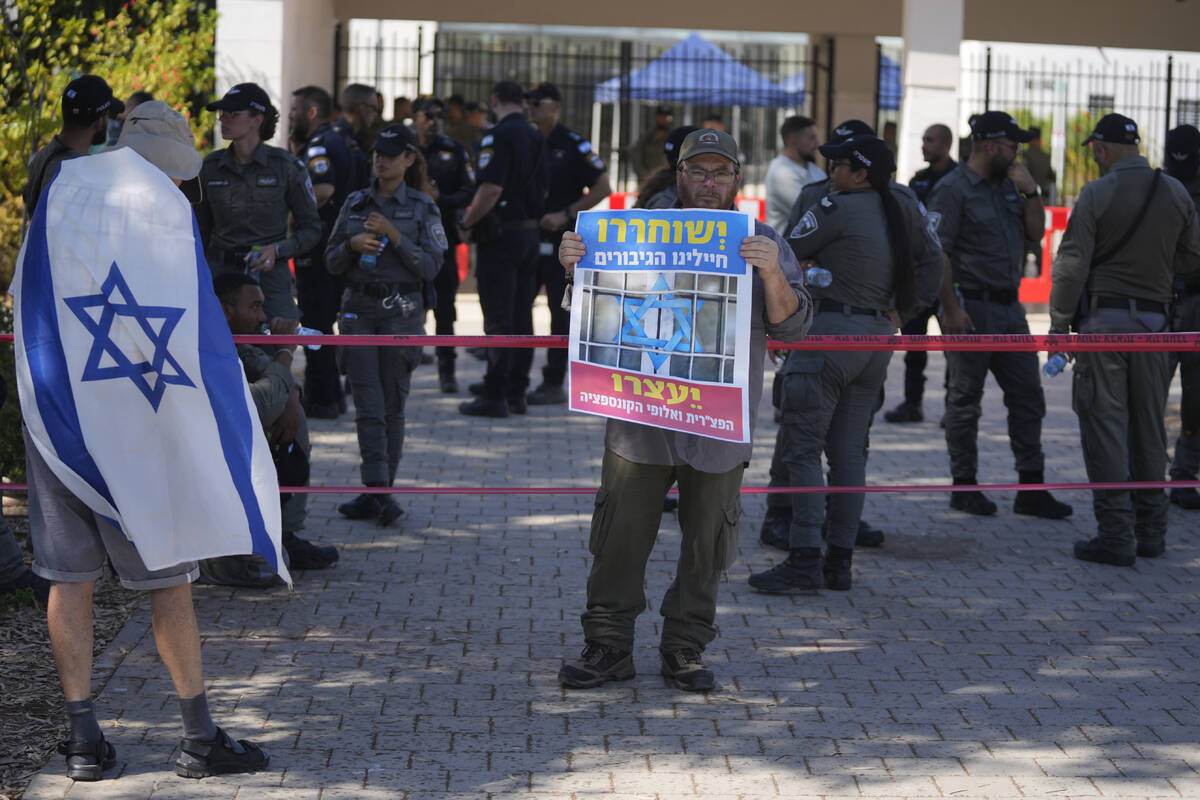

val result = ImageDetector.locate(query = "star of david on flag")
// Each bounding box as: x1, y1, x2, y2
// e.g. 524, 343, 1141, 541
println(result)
64, 262, 195, 412
618, 274, 704, 370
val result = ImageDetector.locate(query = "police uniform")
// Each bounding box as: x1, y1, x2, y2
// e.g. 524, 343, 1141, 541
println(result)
753, 137, 942, 594
884, 159, 956, 422
462, 110, 548, 414
419, 132, 475, 385
333, 117, 373, 191
926, 120, 1066, 513
1170, 172, 1200, 502
195, 142, 321, 319
297, 121, 355, 413
24, 135, 79, 220
533, 121, 606, 393
1049, 115, 1200, 563
325, 178, 446, 491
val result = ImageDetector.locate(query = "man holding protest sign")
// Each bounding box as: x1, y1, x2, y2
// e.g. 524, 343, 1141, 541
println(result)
556, 129, 812, 692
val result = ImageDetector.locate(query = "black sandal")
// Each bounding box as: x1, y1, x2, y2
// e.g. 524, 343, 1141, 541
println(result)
174, 726, 269, 779
57, 736, 116, 781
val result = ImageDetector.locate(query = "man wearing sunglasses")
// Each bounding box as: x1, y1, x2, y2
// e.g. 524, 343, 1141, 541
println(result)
413, 96, 476, 394
927, 111, 1072, 520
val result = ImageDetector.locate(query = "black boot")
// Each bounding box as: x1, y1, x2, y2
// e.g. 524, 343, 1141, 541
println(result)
1013, 470, 1072, 519
437, 358, 458, 394
758, 506, 791, 550
338, 491, 382, 520
748, 548, 822, 594
949, 475, 997, 516
823, 545, 853, 591
282, 531, 338, 569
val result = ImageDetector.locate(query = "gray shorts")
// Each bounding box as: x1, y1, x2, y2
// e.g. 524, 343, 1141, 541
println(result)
25, 430, 198, 590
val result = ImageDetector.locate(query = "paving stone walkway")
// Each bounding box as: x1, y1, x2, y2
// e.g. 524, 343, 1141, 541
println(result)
23, 298, 1200, 800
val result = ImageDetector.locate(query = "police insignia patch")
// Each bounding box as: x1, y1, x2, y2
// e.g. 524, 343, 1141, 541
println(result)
589, 154, 604, 169
430, 222, 449, 251
478, 150, 492, 169
578, 141, 592, 154
820, 195, 836, 209
926, 211, 942, 234
791, 210, 819, 239
310, 157, 330, 175
480, 134, 494, 147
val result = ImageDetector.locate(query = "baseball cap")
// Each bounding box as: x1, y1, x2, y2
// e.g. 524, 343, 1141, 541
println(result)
524, 82, 561, 103
663, 125, 699, 167
818, 135, 896, 177
63, 75, 125, 124
828, 119, 875, 146
115, 100, 202, 181
1083, 113, 1140, 146
205, 83, 273, 115
654, 105, 674, 117
970, 111, 1035, 143
677, 128, 739, 167
412, 96, 444, 114
373, 123, 418, 156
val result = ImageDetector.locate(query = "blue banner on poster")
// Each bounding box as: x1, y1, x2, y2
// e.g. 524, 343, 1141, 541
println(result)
575, 209, 751, 276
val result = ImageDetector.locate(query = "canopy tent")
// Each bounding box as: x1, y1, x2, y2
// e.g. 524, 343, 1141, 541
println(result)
781, 54, 903, 114
593, 33, 802, 108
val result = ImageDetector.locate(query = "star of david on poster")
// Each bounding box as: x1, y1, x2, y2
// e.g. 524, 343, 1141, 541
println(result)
618, 274, 705, 370
64, 262, 195, 412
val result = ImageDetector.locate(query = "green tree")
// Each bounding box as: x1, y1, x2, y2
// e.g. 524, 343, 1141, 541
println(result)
0, 0, 215, 481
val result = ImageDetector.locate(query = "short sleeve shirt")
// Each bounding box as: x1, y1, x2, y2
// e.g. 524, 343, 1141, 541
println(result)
926, 164, 1027, 292
304, 121, 354, 230
476, 112, 548, 222
544, 123, 605, 214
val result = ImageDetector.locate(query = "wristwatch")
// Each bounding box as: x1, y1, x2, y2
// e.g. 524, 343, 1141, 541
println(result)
1021, 186, 1042, 200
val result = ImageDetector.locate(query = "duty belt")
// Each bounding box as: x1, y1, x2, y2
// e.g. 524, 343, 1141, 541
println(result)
350, 281, 420, 299
816, 299, 886, 318
960, 287, 1019, 305
1093, 295, 1169, 315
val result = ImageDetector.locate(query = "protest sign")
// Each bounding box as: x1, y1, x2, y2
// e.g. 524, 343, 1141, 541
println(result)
568, 208, 754, 443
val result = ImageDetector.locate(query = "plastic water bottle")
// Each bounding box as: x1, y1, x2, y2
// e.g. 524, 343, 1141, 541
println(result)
359, 236, 388, 271
805, 266, 833, 288
259, 323, 322, 351
1043, 352, 1069, 377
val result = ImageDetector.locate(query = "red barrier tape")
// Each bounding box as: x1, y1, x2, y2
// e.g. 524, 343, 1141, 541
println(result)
2, 481, 1197, 495
2, 332, 1198, 351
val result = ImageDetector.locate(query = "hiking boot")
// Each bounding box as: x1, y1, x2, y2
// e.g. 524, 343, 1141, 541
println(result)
527, 383, 567, 405
950, 490, 997, 516
57, 736, 116, 782
1170, 487, 1200, 509
507, 395, 527, 415
174, 727, 269, 779
883, 402, 923, 423
659, 648, 716, 692
1136, 540, 1166, 558
758, 507, 791, 551
0, 568, 51, 608
823, 545, 853, 591
377, 498, 405, 527
748, 548, 822, 594
459, 397, 509, 418
855, 520, 884, 548
468, 381, 485, 396
438, 372, 458, 394
1073, 538, 1135, 567
557, 644, 634, 689
282, 532, 337, 570
338, 493, 381, 520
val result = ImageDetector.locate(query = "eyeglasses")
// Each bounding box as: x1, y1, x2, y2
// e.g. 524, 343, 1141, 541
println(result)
679, 166, 739, 185
991, 139, 1020, 154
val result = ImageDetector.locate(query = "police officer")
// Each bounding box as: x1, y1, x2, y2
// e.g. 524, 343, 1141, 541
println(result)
1165, 124, 1200, 511
24, 74, 124, 220
1050, 115, 1200, 565
289, 85, 354, 418
750, 136, 942, 595
412, 96, 476, 394
525, 81, 611, 405
335, 83, 377, 190
759, 119, 892, 552
325, 124, 447, 526
884, 122, 957, 424
635, 125, 698, 210
928, 111, 1072, 519
196, 83, 321, 320
457, 80, 548, 418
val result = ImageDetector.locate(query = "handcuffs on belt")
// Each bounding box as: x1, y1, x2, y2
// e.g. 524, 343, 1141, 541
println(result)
382, 292, 419, 317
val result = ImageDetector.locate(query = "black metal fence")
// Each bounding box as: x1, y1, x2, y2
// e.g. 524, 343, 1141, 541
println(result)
336, 28, 828, 194
961, 47, 1200, 204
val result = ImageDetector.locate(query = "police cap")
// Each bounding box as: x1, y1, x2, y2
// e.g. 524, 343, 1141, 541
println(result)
412, 96, 444, 115
828, 119, 875, 145
970, 110, 1035, 143
63, 74, 125, 124
663, 125, 699, 167
818, 135, 895, 178
206, 83, 273, 115
525, 82, 561, 103
373, 124, 418, 156
1083, 113, 1140, 146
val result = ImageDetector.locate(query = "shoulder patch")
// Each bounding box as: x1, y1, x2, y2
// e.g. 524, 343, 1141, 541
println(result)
568, 129, 583, 141
790, 210, 819, 239
819, 195, 837, 211
306, 145, 327, 158
478, 150, 492, 169
577, 140, 592, 154
480, 134, 494, 147
589, 154, 605, 170
309, 156, 330, 175
926, 210, 943, 236
430, 220, 449, 251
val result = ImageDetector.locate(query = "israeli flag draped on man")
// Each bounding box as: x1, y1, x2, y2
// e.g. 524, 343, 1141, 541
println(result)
13, 148, 290, 582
